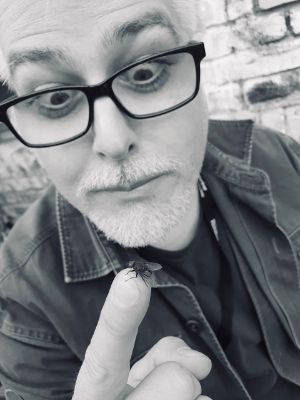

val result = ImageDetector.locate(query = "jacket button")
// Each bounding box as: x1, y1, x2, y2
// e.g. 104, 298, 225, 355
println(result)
185, 319, 201, 334
5, 390, 24, 400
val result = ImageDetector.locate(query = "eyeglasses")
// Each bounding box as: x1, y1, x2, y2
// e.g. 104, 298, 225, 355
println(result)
0, 41, 206, 148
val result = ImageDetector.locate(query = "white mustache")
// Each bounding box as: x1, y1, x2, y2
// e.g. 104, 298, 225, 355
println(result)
76, 154, 186, 197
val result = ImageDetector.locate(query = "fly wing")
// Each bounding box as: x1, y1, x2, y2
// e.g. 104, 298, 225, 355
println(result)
127, 261, 162, 271
144, 262, 163, 271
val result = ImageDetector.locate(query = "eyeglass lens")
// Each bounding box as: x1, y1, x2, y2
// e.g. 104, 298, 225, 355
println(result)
6, 52, 196, 146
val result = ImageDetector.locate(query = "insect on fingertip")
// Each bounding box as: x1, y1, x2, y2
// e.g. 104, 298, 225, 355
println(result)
125, 261, 162, 286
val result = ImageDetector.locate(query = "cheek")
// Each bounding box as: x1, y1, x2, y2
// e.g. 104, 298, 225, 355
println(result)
33, 144, 89, 192
146, 94, 208, 166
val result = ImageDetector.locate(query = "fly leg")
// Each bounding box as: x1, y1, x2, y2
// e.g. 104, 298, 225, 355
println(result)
125, 269, 138, 282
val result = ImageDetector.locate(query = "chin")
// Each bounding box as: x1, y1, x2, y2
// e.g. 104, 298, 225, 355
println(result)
84, 185, 195, 249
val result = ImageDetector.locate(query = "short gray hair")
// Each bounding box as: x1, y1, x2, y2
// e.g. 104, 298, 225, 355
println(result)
0, 0, 203, 84
171, 0, 203, 36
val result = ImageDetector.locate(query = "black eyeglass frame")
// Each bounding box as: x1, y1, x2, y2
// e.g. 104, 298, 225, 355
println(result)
0, 41, 206, 148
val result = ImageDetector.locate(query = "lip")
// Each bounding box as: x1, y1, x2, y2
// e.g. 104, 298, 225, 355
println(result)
109, 173, 167, 192
99, 173, 170, 193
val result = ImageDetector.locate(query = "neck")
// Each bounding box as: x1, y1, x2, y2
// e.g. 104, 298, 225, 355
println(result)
150, 187, 200, 252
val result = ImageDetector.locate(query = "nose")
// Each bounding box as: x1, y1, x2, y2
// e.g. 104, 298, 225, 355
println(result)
91, 97, 138, 161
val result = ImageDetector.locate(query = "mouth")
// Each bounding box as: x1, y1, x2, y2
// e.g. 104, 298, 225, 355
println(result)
105, 174, 166, 192
103, 173, 171, 193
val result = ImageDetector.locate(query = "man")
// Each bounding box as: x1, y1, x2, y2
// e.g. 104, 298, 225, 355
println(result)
0, 0, 299, 399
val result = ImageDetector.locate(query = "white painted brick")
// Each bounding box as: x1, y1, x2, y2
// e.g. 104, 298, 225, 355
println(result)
227, 0, 253, 20
207, 82, 243, 113
202, 61, 218, 86
209, 110, 259, 121
286, 104, 300, 141
204, 50, 258, 86
200, 0, 227, 27
258, 0, 297, 10
253, 13, 287, 43
205, 26, 232, 59
290, 6, 300, 35
260, 108, 286, 132
202, 57, 232, 87
6, 177, 36, 192
205, 24, 250, 60
215, 46, 300, 84
233, 14, 287, 45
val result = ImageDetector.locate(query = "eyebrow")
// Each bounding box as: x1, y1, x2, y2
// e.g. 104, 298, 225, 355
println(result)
8, 10, 179, 76
109, 10, 179, 44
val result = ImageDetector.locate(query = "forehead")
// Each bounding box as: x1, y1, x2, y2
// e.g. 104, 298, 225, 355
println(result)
0, 0, 177, 52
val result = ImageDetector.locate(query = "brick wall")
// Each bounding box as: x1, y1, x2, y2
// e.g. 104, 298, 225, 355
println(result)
201, 0, 300, 140
0, 0, 300, 241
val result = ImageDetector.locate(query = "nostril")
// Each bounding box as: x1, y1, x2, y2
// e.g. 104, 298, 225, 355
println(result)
128, 143, 135, 153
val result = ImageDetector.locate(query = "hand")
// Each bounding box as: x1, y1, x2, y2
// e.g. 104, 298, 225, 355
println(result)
73, 268, 212, 400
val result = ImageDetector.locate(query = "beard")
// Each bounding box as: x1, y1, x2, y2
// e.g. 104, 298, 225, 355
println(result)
70, 152, 201, 248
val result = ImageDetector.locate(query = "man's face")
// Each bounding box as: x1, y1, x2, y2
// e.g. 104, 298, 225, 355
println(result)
1, 0, 209, 248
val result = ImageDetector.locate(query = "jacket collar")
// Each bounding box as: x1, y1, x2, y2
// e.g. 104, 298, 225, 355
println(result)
55, 191, 126, 283
56, 119, 266, 284
203, 119, 269, 191
206, 119, 254, 166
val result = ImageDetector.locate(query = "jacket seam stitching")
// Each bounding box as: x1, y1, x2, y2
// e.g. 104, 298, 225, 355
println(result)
231, 188, 300, 342
56, 191, 73, 283
0, 322, 63, 344
288, 224, 300, 239
243, 120, 254, 166
89, 223, 120, 276
205, 143, 269, 191
0, 225, 58, 285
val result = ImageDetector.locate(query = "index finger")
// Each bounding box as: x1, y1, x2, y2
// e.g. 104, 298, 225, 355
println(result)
73, 268, 151, 400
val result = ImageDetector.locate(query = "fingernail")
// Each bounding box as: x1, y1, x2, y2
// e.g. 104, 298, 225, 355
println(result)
112, 274, 141, 307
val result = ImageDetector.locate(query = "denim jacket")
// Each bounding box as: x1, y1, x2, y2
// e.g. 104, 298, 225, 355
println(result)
0, 120, 300, 400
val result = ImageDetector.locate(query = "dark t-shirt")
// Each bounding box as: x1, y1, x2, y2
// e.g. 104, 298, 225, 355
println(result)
137, 195, 300, 399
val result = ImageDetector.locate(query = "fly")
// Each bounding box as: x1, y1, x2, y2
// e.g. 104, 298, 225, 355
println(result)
126, 261, 162, 286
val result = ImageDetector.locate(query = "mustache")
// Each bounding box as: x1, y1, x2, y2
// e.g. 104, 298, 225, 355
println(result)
76, 154, 186, 196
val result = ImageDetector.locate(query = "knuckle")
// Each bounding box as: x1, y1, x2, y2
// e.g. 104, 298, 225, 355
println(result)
159, 361, 201, 395
82, 345, 128, 388
81, 344, 110, 384
155, 336, 186, 351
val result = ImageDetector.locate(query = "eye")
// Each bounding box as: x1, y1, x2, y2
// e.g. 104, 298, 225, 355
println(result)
21, 89, 86, 120
40, 91, 73, 109
131, 65, 161, 82
114, 59, 172, 95
124, 62, 166, 85
134, 68, 153, 81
